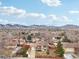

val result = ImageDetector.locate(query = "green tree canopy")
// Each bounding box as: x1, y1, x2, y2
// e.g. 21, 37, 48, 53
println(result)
27, 35, 32, 42
55, 41, 64, 57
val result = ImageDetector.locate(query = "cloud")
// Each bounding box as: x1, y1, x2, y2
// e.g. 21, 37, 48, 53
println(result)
41, 0, 62, 7
47, 14, 57, 20
0, 6, 47, 19
25, 13, 46, 19
46, 15, 69, 21
69, 10, 79, 14
0, 6, 46, 19
0, 6, 26, 16
0, 6, 69, 23
61, 16, 68, 20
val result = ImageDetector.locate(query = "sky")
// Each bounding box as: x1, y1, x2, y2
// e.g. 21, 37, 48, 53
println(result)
0, 0, 79, 26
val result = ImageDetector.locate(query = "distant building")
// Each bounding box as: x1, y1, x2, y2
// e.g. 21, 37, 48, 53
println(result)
62, 42, 79, 54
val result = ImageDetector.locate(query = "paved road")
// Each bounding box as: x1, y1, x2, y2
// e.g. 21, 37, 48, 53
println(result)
64, 53, 74, 59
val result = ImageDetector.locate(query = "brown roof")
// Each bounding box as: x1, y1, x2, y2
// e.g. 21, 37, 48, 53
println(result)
62, 43, 79, 48
21, 44, 30, 49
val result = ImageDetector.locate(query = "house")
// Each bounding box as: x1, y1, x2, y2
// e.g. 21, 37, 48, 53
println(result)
19, 38, 26, 45
4, 38, 18, 49
62, 42, 79, 54
48, 43, 56, 57
35, 38, 48, 51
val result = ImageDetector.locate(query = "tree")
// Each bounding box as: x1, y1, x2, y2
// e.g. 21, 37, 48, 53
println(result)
46, 49, 49, 55
62, 35, 71, 42
20, 47, 28, 57
27, 35, 32, 42
30, 33, 33, 36
59, 32, 65, 36
60, 32, 71, 42
55, 41, 64, 57
22, 32, 25, 35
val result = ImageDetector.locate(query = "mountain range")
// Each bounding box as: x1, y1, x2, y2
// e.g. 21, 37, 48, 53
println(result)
0, 24, 79, 30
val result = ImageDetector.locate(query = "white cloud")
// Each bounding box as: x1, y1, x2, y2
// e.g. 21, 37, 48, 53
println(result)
41, 0, 62, 7
61, 16, 68, 20
0, 6, 69, 23
26, 13, 46, 18
69, 10, 79, 14
47, 14, 57, 20
0, 6, 46, 19
46, 15, 69, 22
0, 6, 26, 16
0, 6, 47, 19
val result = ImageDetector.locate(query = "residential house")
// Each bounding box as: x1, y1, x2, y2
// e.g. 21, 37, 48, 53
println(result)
62, 43, 79, 53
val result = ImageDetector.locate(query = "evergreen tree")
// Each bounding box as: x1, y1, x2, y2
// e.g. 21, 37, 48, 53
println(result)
55, 41, 64, 57
27, 35, 32, 42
